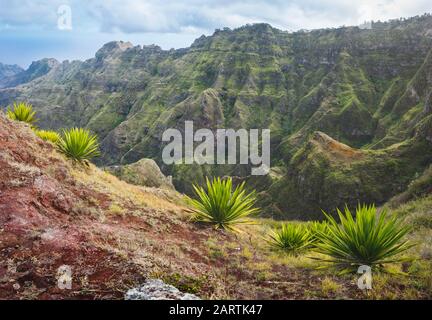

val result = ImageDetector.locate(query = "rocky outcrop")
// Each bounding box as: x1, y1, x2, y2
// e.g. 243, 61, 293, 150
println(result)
125, 279, 200, 300
107, 158, 174, 190
95, 41, 135, 63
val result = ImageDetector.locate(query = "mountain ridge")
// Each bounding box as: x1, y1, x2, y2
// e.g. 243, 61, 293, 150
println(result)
1, 14, 432, 218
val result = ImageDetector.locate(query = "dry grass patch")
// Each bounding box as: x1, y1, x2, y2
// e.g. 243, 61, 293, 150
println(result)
71, 164, 183, 212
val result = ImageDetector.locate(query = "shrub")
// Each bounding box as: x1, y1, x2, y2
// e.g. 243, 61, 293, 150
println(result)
35, 129, 60, 143
7, 102, 37, 124
268, 223, 311, 255
188, 177, 259, 231
57, 128, 100, 163
314, 204, 415, 271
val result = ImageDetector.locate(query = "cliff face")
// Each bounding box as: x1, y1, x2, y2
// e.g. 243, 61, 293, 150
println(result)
1, 15, 432, 217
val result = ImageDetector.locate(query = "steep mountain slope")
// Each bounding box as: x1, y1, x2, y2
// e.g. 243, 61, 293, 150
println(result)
1, 14, 432, 217
2, 112, 431, 300
1, 112, 431, 299
261, 120, 432, 218
0, 112, 189, 298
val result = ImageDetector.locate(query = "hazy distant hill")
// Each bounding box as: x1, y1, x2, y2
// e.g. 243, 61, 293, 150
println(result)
0, 62, 23, 83
0, 59, 58, 89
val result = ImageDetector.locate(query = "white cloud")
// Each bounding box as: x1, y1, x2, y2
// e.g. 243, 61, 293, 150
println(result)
0, 0, 431, 33
0, 0, 65, 27
1, 0, 430, 66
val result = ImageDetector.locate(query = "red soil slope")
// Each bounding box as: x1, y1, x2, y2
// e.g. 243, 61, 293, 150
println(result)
0, 114, 218, 299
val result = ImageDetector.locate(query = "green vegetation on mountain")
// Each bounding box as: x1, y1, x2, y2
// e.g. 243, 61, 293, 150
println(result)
1, 109, 431, 299
1, 14, 432, 218
107, 158, 175, 190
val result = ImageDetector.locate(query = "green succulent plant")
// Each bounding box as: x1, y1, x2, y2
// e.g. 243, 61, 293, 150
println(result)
188, 177, 259, 231
57, 128, 100, 164
268, 223, 312, 255
7, 102, 37, 125
308, 221, 329, 245
313, 204, 415, 271
34, 129, 60, 143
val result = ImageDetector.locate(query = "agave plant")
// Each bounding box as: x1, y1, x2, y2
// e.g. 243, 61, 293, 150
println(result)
7, 102, 37, 124
188, 177, 259, 231
313, 204, 415, 271
57, 128, 100, 163
35, 129, 60, 143
268, 223, 312, 255
308, 221, 329, 245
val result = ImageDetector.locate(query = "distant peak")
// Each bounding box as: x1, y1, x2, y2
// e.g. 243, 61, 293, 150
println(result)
104, 41, 134, 51
95, 41, 134, 59
0, 62, 24, 76
30, 58, 60, 67
245, 22, 275, 29
141, 44, 163, 53
0, 62, 23, 69
310, 131, 364, 161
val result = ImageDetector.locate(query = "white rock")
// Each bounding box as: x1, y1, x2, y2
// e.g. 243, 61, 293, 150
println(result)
125, 279, 201, 300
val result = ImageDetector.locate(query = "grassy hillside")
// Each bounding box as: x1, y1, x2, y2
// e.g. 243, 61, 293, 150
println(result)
0, 111, 431, 299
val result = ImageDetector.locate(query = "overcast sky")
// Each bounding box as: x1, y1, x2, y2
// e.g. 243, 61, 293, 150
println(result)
0, 0, 431, 67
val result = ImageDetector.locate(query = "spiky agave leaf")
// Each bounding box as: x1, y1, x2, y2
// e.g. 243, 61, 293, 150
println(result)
308, 221, 329, 245
57, 128, 100, 164
7, 102, 37, 125
267, 223, 312, 255
188, 177, 259, 231
313, 204, 415, 271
